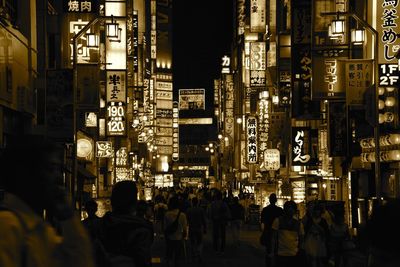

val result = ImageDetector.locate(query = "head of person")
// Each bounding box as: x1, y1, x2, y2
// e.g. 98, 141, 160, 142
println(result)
192, 197, 199, 207
168, 195, 180, 210
136, 199, 148, 217
283, 200, 297, 218
312, 203, 323, 218
269, 193, 278, 205
110, 180, 138, 215
367, 199, 400, 267
85, 199, 98, 218
0, 135, 65, 214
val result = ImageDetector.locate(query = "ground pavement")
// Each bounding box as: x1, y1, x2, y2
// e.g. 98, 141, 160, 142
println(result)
151, 223, 265, 267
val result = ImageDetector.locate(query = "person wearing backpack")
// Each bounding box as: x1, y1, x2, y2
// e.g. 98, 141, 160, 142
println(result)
99, 181, 154, 267
163, 196, 187, 267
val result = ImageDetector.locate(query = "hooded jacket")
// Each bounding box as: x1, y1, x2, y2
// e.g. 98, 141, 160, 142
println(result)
99, 211, 154, 267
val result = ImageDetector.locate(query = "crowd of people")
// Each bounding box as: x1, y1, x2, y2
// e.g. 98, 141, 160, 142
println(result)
1, 136, 400, 267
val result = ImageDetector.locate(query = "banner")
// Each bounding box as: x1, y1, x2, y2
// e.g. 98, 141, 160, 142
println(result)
328, 102, 347, 157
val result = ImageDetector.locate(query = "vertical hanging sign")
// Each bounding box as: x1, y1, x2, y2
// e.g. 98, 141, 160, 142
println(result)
247, 116, 258, 164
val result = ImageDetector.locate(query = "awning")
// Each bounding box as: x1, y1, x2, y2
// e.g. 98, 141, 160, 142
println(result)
77, 165, 96, 180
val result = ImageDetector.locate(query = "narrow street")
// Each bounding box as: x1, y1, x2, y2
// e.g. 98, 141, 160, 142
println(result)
151, 223, 265, 267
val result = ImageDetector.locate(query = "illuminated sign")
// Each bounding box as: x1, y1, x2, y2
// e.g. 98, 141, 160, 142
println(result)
258, 95, 270, 170
69, 19, 96, 64
377, 0, 400, 64
179, 89, 205, 110
64, 0, 97, 13
107, 102, 126, 136
345, 60, 373, 106
221, 55, 231, 73
77, 138, 93, 158
250, 42, 266, 71
263, 149, 280, 170
116, 147, 128, 166
85, 112, 97, 127
292, 127, 311, 165
250, 0, 266, 33
379, 64, 400, 86
224, 75, 235, 143
247, 116, 258, 164
107, 71, 126, 102
172, 101, 179, 161
312, 56, 346, 99
96, 141, 113, 158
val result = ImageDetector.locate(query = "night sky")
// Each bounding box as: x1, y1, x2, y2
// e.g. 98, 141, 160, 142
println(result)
172, 0, 233, 144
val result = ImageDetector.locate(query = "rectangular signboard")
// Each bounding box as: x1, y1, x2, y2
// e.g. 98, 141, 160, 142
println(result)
179, 89, 205, 110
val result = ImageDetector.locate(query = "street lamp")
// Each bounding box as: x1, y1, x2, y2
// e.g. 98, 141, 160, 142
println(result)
321, 11, 380, 198
205, 141, 222, 188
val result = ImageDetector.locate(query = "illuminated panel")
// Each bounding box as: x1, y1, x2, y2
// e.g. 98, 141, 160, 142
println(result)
246, 116, 258, 164
178, 89, 205, 110
172, 101, 179, 161
106, 71, 126, 102
250, 0, 266, 33
377, 0, 400, 64
107, 102, 126, 136
178, 118, 213, 125
96, 141, 114, 158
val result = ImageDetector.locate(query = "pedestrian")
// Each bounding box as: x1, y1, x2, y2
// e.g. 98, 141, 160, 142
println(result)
99, 180, 154, 267
328, 210, 352, 267
186, 197, 207, 263
303, 203, 330, 267
209, 189, 231, 255
229, 196, 245, 247
0, 135, 95, 267
366, 199, 400, 267
82, 199, 107, 267
271, 200, 305, 267
260, 193, 283, 267
164, 195, 188, 267
154, 194, 168, 238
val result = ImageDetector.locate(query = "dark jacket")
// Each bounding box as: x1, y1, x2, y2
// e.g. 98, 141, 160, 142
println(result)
99, 211, 154, 267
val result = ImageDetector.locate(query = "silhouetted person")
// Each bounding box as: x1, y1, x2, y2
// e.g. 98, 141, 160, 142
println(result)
83, 199, 102, 240
186, 197, 207, 263
271, 200, 304, 267
164, 195, 187, 267
229, 196, 245, 247
260, 193, 283, 267
99, 180, 153, 267
0, 135, 94, 267
366, 199, 400, 267
209, 189, 231, 254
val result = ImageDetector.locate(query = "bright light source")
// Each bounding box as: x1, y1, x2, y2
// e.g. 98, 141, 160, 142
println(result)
351, 29, 365, 45
86, 33, 99, 48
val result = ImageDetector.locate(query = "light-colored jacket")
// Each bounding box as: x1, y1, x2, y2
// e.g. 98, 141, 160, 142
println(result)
0, 193, 95, 267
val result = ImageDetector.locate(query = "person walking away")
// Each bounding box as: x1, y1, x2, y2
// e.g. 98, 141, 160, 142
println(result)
0, 135, 95, 267
229, 196, 245, 247
271, 200, 305, 267
164, 195, 188, 267
328, 210, 352, 267
154, 195, 168, 238
209, 189, 231, 255
99, 181, 154, 267
186, 197, 207, 263
303, 203, 330, 267
82, 199, 107, 267
260, 193, 284, 267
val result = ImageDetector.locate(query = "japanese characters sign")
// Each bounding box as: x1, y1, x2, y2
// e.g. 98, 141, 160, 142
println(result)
96, 141, 113, 158
250, 42, 266, 71
64, 0, 97, 13
263, 149, 280, 171
250, 0, 266, 33
107, 102, 126, 136
377, 0, 400, 64
292, 127, 312, 165
179, 89, 205, 110
247, 116, 258, 164
345, 60, 373, 106
106, 71, 126, 102
312, 56, 346, 99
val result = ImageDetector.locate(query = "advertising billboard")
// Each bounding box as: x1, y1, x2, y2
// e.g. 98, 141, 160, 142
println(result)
178, 89, 205, 110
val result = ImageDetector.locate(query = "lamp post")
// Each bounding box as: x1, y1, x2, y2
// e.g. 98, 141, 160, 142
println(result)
321, 11, 380, 199
72, 15, 121, 209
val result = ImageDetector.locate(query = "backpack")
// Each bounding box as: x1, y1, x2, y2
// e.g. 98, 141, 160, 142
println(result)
164, 210, 181, 236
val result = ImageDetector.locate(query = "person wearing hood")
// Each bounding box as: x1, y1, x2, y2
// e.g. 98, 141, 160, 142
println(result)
99, 180, 154, 267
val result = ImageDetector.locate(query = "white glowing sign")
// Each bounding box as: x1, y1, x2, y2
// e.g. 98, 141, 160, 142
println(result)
106, 71, 126, 102
66, 0, 94, 13
263, 149, 280, 170
107, 102, 126, 136
96, 141, 114, 158
377, 0, 400, 64
116, 147, 128, 166
292, 129, 311, 164
250, 0, 266, 33
247, 116, 258, 164
69, 19, 93, 64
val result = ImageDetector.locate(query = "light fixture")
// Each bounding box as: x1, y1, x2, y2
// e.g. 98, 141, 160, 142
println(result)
331, 16, 345, 35
351, 28, 365, 45
106, 15, 120, 39
109, 27, 122, 43
86, 32, 99, 48
328, 24, 341, 39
